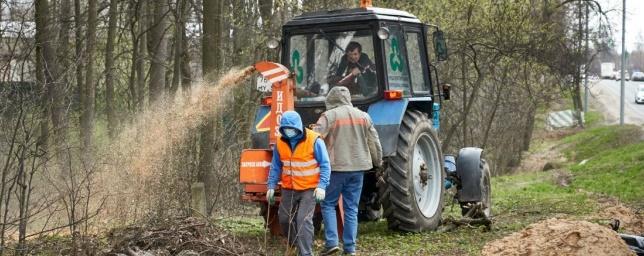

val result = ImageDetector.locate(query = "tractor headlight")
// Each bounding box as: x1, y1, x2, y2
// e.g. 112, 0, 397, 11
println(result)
377, 27, 390, 40
267, 38, 280, 49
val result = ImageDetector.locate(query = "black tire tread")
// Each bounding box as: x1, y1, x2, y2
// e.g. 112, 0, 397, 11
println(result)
380, 110, 444, 232
459, 158, 492, 218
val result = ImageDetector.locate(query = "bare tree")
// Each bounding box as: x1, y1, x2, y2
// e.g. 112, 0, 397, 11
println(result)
170, 0, 189, 96
54, 0, 73, 143
136, 0, 147, 110
35, 0, 60, 151
80, 0, 97, 150
148, 0, 169, 103
105, 0, 119, 138
74, 0, 85, 125
199, 0, 222, 215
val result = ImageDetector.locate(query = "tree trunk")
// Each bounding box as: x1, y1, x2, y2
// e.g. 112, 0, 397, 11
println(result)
259, 0, 274, 34
180, 0, 192, 93
199, 0, 222, 216
148, 0, 168, 104
461, 51, 468, 148
105, 0, 118, 138
53, 0, 72, 143
75, 0, 85, 127
258, 0, 278, 61
202, 0, 221, 79
80, 0, 97, 150
136, 0, 147, 110
127, 1, 140, 112
170, 0, 187, 96
180, 37, 192, 94
36, 0, 60, 150
574, 0, 584, 128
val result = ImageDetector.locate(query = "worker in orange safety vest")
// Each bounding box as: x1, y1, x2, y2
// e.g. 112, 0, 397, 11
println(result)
267, 111, 331, 256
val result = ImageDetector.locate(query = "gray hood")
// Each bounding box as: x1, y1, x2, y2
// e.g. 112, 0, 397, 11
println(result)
325, 86, 352, 110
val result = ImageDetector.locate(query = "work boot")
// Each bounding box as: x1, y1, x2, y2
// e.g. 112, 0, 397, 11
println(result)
320, 246, 341, 256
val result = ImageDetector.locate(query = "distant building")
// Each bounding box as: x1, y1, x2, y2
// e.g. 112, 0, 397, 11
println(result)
0, 0, 35, 85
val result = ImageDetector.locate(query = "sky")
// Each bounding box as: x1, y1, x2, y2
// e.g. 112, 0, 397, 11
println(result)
597, 0, 644, 52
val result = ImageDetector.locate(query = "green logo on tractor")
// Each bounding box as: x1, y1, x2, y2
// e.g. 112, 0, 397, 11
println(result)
389, 37, 404, 72
291, 50, 304, 84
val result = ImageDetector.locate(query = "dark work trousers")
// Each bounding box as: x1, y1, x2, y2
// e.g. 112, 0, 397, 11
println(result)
279, 188, 316, 256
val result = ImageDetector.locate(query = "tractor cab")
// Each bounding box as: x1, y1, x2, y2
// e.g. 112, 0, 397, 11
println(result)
277, 7, 449, 125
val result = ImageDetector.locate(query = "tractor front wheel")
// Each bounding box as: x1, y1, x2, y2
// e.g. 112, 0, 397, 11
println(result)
380, 110, 444, 232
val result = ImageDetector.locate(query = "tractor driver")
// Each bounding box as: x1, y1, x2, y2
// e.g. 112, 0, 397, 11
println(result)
328, 41, 377, 96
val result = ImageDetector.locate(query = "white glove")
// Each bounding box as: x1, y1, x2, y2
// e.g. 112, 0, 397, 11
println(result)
314, 188, 325, 203
267, 189, 275, 205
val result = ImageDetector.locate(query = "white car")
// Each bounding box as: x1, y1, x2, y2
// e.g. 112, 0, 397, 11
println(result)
615, 71, 630, 81
636, 85, 644, 104
632, 71, 644, 81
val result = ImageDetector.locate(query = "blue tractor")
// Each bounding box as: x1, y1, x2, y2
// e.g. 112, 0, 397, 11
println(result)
248, 4, 491, 232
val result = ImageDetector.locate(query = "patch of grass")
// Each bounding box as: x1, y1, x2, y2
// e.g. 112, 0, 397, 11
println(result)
547, 121, 644, 206
493, 172, 595, 217
492, 171, 596, 236
358, 221, 493, 255
583, 111, 602, 127
560, 124, 642, 161
569, 141, 644, 205
214, 216, 265, 236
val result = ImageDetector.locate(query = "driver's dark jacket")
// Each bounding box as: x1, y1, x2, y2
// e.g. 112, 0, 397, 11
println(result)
329, 53, 377, 95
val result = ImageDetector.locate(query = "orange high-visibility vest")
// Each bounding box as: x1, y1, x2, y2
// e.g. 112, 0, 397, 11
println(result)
276, 129, 320, 190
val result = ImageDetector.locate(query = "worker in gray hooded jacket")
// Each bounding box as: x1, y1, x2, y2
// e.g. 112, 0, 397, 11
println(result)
315, 86, 382, 256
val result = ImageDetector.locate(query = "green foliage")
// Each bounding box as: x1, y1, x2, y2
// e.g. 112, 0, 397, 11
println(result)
215, 217, 265, 236
561, 124, 642, 161
568, 133, 644, 205
375, 0, 579, 175
548, 113, 644, 205
493, 172, 595, 217
583, 111, 602, 127
358, 221, 491, 255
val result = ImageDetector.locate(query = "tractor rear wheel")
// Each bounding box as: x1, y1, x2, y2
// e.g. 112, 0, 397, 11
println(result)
380, 110, 444, 232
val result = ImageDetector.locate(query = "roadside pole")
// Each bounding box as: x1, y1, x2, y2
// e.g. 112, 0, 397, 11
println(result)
620, 0, 626, 125
584, 2, 589, 114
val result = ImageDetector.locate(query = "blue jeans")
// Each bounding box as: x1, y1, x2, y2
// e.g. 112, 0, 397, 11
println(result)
321, 171, 364, 253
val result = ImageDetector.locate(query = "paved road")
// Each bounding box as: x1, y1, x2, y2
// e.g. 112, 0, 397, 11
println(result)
589, 78, 644, 125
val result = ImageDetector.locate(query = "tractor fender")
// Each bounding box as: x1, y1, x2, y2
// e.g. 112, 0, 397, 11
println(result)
367, 99, 409, 157
456, 147, 484, 202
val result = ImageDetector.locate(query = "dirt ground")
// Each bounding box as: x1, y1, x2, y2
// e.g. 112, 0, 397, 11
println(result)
599, 201, 644, 235
515, 128, 575, 173
482, 218, 634, 256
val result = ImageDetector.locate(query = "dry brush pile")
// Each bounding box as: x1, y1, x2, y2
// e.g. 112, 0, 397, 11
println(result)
105, 217, 261, 256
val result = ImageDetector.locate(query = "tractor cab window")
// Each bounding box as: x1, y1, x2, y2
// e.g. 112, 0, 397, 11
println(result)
287, 29, 378, 102
405, 31, 430, 94
383, 25, 411, 96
